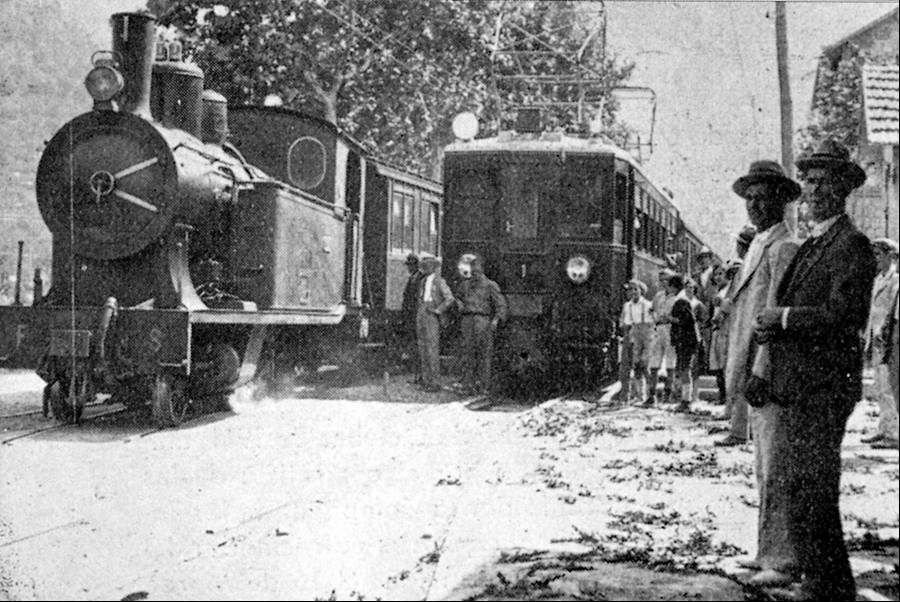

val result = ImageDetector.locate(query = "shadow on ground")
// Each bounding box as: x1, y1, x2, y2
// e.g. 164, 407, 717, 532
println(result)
441, 548, 758, 601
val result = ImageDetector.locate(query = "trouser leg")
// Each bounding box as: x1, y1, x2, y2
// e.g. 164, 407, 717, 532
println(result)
619, 330, 633, 398
784, 397, 855, 599
874, 363, 899, 439
715, 370, 726, 403
648, 368, 659, 401
730, 393, 749, 440
753, 404, 798, 572
417, 311, 440, 387
474, 316, 493, 392
460, 317, 475, 389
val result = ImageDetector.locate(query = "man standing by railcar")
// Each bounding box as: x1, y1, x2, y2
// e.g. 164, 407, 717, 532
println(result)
455, 254, 507, 395
862, 238, 899, 449
416, 254, 455, 393
645, 269, 677, 406
401, 253, 425, 382
714, 161, 802, 591
754, 140, 877, 601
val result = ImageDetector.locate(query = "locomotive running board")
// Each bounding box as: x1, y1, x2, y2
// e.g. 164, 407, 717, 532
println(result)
189, 305, 346, 325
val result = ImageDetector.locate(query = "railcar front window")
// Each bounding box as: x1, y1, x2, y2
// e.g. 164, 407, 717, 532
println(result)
558, 163, 603, 238
445, 166, 499, 240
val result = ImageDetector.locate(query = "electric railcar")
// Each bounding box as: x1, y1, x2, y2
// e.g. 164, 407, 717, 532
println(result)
442, 113, 717, 394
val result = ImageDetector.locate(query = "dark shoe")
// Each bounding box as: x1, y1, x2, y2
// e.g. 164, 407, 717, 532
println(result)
748, 569, 799, 587
736, 557, 762, 570
674, 401, 691, 413
861, 432, 885, 444
714, 435, 747, 447
871, 437, 899, 449
641, 397, 656, 408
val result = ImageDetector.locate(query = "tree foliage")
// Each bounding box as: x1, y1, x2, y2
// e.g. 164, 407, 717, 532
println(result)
797, 43, 863, 156
151, 0, 634, 176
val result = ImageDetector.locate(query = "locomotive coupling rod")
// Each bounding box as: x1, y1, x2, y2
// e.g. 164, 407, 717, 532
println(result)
13, 241, 23, 305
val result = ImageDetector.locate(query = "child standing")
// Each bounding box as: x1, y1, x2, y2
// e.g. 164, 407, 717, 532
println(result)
664, 274, 697, 413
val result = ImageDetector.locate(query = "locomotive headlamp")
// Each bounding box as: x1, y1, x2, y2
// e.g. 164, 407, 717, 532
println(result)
452, 112, 479, 141
84, 64, 124, 102
566, 256, 591, 285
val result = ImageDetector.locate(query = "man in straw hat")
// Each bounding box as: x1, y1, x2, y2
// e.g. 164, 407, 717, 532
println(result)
754, 139, 877, 600
617, 278, 654, 403
715, 160, 802, 588
416, 254, 455, 393
862, 237, 899, 449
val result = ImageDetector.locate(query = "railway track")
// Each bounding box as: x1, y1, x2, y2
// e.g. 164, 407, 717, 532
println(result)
0, 406, 134, 445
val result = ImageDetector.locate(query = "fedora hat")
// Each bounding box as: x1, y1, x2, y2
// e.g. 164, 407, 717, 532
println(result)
732, 160, 801, 202
796, 139, 866, 190
695, 246, 714, 259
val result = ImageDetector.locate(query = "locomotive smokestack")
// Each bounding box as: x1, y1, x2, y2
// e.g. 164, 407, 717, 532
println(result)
111, 12, 156, 116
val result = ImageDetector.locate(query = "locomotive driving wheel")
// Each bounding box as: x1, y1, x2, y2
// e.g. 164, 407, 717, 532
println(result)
151, 371, 190, 428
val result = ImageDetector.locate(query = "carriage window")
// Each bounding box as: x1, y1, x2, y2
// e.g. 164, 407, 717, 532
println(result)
420, 197, 439, 254
390, 184, 415, 253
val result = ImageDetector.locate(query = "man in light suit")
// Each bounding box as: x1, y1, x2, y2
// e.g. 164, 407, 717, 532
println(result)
755, 140, 877, 601
718, 161, 800, 448
715, 161, 802, 589
416, 254, 455, 392
862, 238, 899, 448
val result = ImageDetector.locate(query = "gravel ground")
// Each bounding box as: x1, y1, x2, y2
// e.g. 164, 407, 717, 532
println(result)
0, 371, 897, 601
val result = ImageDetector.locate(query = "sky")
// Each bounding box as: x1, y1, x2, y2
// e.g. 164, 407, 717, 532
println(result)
56, 0, 900, 256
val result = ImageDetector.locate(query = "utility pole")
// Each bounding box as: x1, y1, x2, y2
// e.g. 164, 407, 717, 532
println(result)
775, 2, 797, 230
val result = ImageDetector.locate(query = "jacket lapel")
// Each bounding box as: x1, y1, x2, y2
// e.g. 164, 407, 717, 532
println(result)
784, 215, 849, 297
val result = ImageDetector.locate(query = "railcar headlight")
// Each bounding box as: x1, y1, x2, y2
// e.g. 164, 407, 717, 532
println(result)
84, 64, 124, 102
566, 256, 591, 284
452, 112, 479, 141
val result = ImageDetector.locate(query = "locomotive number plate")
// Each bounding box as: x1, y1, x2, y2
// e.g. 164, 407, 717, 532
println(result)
49, 329, 92, 357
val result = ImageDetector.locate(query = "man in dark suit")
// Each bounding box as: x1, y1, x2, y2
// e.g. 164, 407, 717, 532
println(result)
400, 254, 424, 382
753, 140, 877, 601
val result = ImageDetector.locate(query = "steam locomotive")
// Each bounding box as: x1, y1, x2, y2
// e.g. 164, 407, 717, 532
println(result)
0, 12, 441, 425
442, 111, 717, 394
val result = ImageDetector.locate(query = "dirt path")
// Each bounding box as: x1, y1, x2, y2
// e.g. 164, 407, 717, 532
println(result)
0, 373, 897, 601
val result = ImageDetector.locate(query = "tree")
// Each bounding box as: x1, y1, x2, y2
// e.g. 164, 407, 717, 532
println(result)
796, 43, 863, 156
153, 0, 494, 175
151, 1, 634, 175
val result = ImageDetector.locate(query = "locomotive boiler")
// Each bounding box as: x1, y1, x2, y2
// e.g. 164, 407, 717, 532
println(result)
1, 12, 433, 426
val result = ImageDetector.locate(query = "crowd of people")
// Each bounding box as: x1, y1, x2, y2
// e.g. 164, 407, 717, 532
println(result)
617, 140, 898, 600
394, 139, 897, 600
